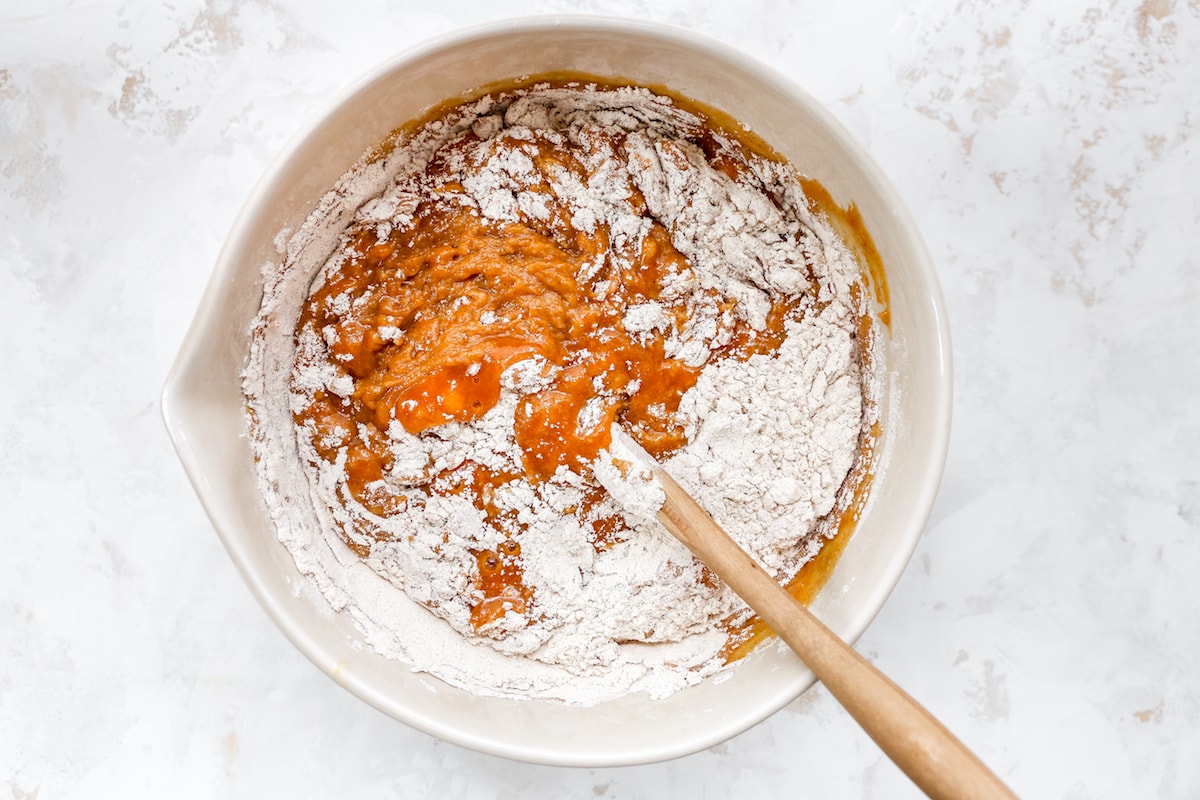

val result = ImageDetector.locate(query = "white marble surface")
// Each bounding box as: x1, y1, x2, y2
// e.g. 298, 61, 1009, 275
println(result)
2, 0, 1197, 796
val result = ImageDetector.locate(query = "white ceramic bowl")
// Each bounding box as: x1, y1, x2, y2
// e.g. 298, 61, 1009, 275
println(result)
162, 17, 950, 767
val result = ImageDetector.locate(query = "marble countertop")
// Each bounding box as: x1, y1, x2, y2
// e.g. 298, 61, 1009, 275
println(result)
2, 1, 1196, 797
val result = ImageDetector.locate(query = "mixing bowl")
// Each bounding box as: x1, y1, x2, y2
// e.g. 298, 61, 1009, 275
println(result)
161, 16, 950, 766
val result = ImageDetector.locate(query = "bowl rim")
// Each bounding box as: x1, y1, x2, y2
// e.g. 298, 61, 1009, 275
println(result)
161, 13, 952, 767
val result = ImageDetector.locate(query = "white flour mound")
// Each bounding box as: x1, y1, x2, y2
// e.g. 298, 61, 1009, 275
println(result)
243, 82, 879, 704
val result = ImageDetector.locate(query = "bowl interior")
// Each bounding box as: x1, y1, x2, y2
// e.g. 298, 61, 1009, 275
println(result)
162, 18, 949, 767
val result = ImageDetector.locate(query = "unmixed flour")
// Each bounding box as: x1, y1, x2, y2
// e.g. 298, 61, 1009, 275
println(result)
243, 81, 879, 704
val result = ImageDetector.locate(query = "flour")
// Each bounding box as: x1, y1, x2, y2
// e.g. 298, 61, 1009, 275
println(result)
243, 81, 879, 704
593, 426, 667, 523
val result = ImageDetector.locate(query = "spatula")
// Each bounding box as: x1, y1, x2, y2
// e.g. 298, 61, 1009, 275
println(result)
597, 426, 1017, 800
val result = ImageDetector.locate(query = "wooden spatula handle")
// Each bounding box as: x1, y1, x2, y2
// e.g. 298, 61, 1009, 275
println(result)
654, 469, 1017, 800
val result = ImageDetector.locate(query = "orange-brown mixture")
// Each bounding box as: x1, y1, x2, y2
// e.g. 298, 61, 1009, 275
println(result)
291, 79, 881, 640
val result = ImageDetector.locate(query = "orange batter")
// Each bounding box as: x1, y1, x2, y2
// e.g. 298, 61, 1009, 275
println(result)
290, 80, 874, 636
